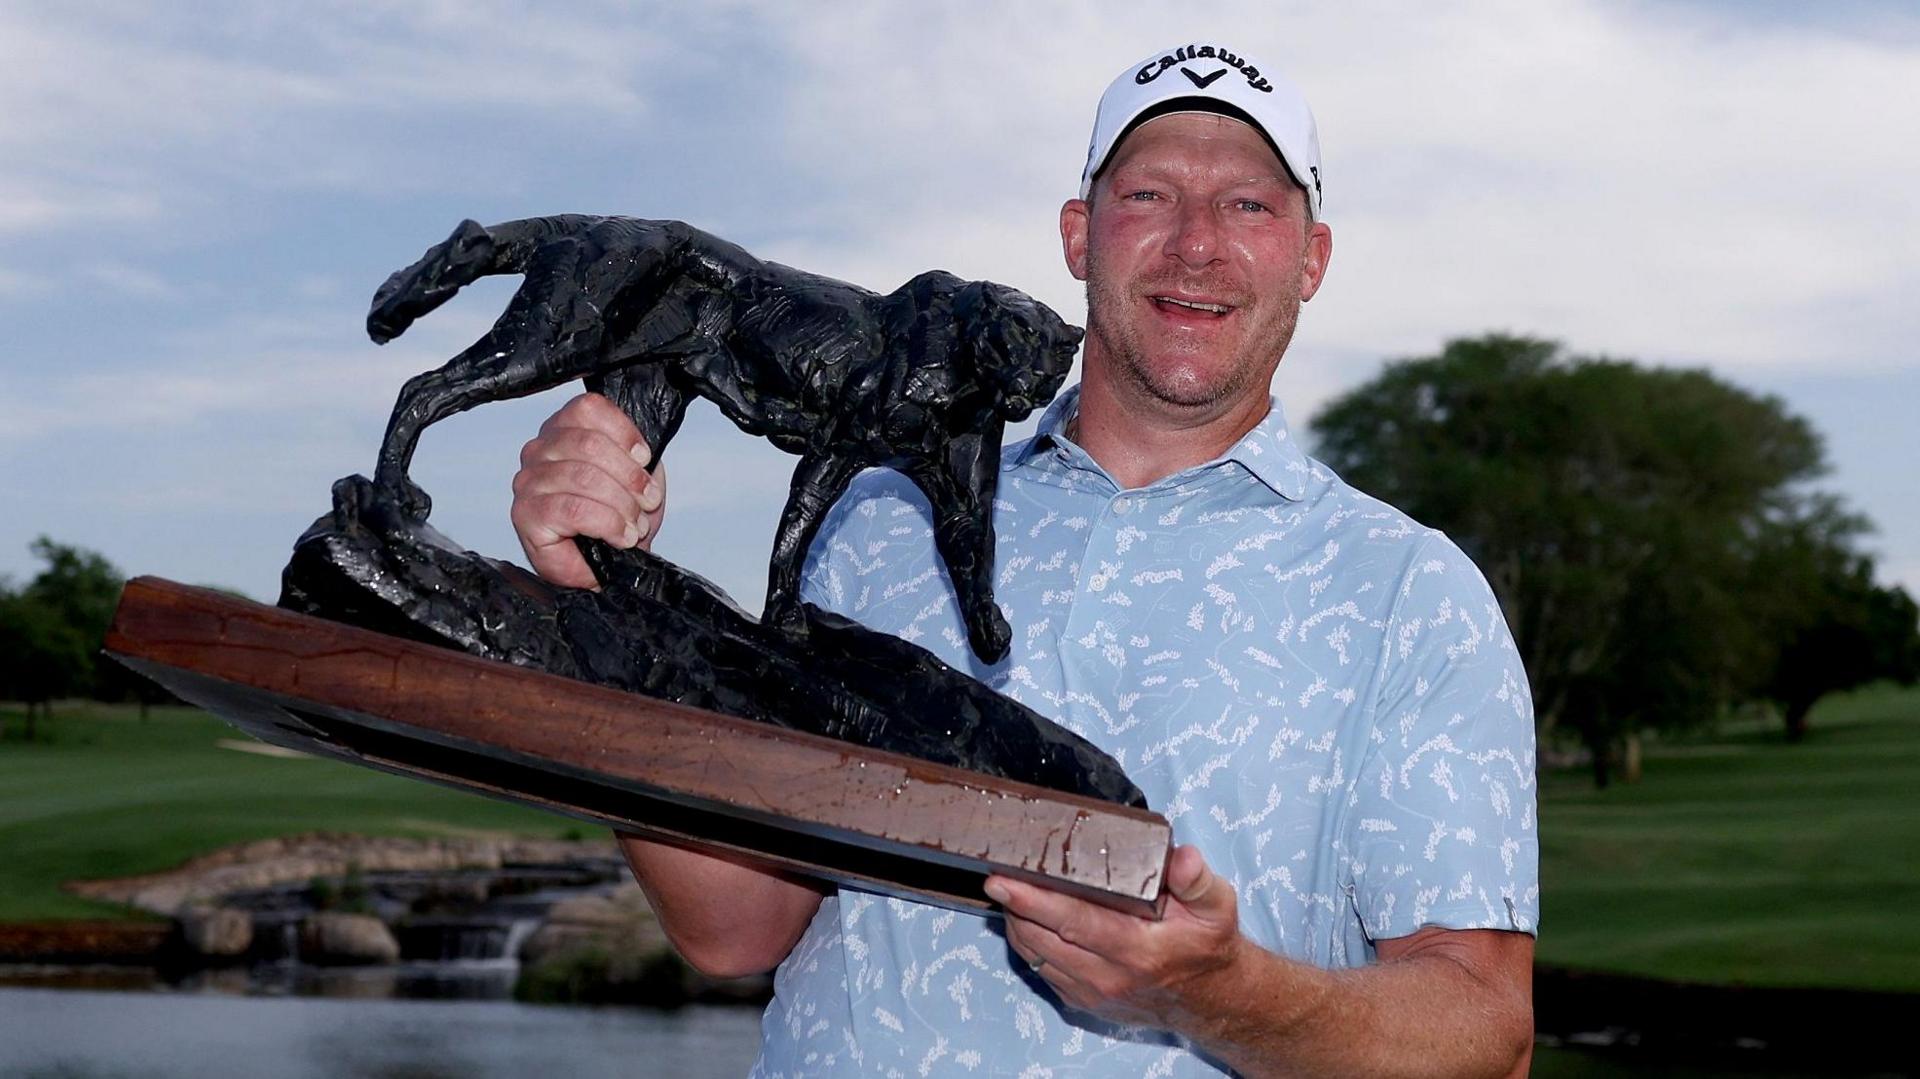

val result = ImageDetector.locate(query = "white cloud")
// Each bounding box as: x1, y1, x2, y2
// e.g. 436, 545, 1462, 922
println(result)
76, 261, 182, 301
0, 181, 160, 235
0, 266, 49, 297
0, 299, 497, 443
1286, 1, 1920, 371
671, 2, 1920, 374
3, 1, 1917, 598
0, 3, 703, 234
11, 2, 1912, 373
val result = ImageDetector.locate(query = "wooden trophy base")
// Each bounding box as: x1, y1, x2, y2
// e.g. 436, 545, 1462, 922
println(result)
106, 577, 1170, 918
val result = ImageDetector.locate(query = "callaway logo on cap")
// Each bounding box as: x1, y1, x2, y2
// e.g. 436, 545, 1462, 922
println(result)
1080, 43, 1324, 220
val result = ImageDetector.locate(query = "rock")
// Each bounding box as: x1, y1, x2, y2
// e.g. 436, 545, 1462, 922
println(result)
541, 893, 623, 929
64, 832, 622, 917
176, 906, 253, 958
546, 884, 663, 931
413, 876, 490, 909
300, 912, 399, 965
520, 883, 669, 967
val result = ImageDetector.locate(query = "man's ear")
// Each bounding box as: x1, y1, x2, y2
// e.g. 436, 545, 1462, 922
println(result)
1300, 221, 1333, 303
1059, 199, 1091, 282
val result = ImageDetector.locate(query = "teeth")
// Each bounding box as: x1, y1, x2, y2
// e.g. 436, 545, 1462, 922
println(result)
1157, 297, 1230, 314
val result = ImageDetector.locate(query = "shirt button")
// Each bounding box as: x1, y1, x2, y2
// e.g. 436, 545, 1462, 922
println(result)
1113, 497, 1133, 514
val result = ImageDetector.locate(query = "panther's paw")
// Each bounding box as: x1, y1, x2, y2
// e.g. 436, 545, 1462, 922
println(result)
375, 474, 433, 521
968, 609, 1012, 665
764, 595, 813, 640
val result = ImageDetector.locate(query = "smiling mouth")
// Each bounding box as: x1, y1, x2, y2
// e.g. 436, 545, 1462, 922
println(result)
1151, 295, 1233, 315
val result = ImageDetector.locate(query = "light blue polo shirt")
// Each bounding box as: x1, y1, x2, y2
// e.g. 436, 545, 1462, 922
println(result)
754, 386, 1539, 1077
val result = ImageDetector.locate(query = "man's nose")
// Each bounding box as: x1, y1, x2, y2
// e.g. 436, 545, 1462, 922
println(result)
1164, 201, 1223, 268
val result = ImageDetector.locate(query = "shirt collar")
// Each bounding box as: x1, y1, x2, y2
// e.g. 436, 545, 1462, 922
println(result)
1011, 384, 1311, 501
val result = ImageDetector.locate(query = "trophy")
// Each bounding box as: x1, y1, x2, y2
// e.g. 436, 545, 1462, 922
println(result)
108, 216, 1171, 917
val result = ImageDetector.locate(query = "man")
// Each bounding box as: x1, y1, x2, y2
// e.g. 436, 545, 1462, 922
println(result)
510, 44, 1538, 1077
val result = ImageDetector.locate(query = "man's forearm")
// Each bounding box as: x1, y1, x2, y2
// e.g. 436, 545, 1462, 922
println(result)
1180, 930, 1534, 1079
617, 832, 826, 978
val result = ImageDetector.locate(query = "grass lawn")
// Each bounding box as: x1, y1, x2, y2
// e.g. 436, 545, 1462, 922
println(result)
7, 686, 1919, 997
0, 702, 579, 921
1537, 682, 1920, 992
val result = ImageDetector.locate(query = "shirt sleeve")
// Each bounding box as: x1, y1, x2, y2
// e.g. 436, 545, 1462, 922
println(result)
1346, 532, 1540, 941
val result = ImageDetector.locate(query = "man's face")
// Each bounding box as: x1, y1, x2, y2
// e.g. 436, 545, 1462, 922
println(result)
1061, 113, 1332, 414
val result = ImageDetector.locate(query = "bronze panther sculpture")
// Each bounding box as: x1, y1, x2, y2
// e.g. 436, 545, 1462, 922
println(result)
365, 215, 1082, 663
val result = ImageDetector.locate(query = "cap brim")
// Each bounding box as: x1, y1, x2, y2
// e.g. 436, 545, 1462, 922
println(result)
1081, 96, 1314, 214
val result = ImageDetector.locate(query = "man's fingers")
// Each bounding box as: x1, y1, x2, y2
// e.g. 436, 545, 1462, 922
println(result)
520, 425, 652, 496
633, 462, 666, 548
525, 488, 644, 548
1004, 912, 1103, 976
1166, 845, 1222, 908
511, 393, 671, 580
989, 853, 1243, 1028
539, 392, 650, 461
513, 459, 646, 538
514, 525, 597, 589
986, 876, 1136, 953
1004, 915, 1092, 1000
512, 490, 642, 587
522, 399, 662, 531
638, 460, 665, 514
522, 544, 597, 589
1003, 913, 1142, 1017
1162, 846, 1240, 932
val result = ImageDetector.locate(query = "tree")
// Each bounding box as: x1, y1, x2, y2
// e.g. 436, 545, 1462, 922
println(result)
1749, 502, 1920, 739
0, 586, 92, 737
1310, 335, 1827, 785
19, 536, 125, 701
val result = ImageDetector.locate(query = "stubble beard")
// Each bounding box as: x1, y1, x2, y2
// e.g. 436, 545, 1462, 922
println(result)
1083, 246, 1302, 413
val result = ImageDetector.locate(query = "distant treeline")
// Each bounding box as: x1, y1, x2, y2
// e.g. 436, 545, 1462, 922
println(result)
1312, 335, 1920, 785
7, 335, 1918, 787
0, 538, 179, 736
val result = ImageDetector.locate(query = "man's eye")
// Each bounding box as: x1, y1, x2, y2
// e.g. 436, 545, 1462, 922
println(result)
1125, 190, 1161, 201
1235, 199, 1270, 213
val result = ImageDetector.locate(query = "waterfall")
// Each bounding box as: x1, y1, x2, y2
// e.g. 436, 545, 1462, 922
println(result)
397, 915, 540, 967
501, 918, 538, 964
186, 860, 628, 1000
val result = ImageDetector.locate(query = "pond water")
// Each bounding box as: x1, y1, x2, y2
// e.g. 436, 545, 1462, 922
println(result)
0, 987, 765, 1079
2, 986, 1878, 1078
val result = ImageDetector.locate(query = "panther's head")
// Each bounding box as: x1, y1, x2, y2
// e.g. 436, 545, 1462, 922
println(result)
951, 280, 1083, 421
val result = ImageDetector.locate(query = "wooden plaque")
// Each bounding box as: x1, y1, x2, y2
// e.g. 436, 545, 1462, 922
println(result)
106, 577, 1170, 918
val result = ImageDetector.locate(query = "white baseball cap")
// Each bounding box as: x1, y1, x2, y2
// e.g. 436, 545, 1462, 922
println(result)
1079, 43, 1324, 220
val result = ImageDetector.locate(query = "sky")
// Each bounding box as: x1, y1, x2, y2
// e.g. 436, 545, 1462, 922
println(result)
3, 0, 1917, 611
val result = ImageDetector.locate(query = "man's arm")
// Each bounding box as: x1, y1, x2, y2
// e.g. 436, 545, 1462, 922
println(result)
618, 835, 827, 978
513, 391, 826, 977
986, 846, 1533, 1079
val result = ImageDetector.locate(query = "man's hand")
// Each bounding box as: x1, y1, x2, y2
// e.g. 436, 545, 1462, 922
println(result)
510, 392, 666, 587
988, 847, 1534, 1077
985, 845, 1254, 1030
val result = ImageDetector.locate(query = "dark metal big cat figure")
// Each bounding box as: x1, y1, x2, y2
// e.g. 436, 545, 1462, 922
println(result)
365, 215, 1082, 663
279, 215, 1147, 808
